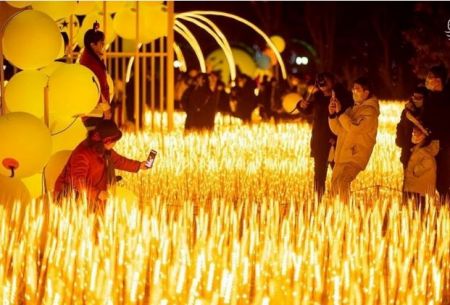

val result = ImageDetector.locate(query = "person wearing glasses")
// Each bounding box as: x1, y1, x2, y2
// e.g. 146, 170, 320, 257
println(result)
297, 72, 352, 201
328, 77, 379, 203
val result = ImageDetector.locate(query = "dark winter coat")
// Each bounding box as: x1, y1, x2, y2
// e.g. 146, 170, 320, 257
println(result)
80, 48, 110, 103
395, 105, 425, 168
300, 84, 353, 158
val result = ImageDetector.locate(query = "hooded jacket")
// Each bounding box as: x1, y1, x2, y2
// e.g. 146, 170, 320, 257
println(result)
328, 96, 380, 170
403, 140, 439, 196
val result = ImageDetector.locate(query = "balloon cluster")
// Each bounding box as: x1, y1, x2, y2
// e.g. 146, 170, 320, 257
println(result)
1, 9, 101, 206
1, 1, 169, 205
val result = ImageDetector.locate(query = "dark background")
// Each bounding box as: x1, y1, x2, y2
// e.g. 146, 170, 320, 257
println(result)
175, 1, 450, 99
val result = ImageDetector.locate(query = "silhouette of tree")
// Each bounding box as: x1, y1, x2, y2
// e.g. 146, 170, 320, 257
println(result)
403, 3, 450, 79
304, 2, 337, 71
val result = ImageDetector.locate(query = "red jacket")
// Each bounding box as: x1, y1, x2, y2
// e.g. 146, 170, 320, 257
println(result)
54, 140, 140, 202
80, 49, 110, 103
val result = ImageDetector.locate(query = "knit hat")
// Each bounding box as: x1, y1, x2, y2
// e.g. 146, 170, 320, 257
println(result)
429, 64, 448, 84
95, 120, 122, 142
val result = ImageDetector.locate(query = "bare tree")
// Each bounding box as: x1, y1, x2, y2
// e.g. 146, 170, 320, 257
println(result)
304, 3, 337, 71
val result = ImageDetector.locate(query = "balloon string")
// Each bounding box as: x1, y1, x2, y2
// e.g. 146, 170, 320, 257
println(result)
51, 116, 79, 136
9, 167, 15, 178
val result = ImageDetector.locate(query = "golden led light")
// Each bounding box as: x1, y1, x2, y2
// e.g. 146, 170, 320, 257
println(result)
174, 20, 207, 73
173, 43, 187, 72
177, 12, 236, 81
0, 101, 449, 304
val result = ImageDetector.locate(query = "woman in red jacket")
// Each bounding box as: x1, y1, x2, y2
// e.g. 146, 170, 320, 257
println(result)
80, 22, 112, 128
54, 120, 150, 206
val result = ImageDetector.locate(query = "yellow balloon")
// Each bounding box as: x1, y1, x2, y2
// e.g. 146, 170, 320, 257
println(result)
4, 70, 48, 118
0, 176, 31, 207
2, 10, 61, 70
282, 92, 302, 115
74, 1, 97, 15
40, 61, 66, 77
44, 150, 71, 192
6, 1, 31, 8
56, 35, 65, 59
96, 1, 131, 13
49, 116, 86, 154
206, 48, 257, 84
22, 173, 43, 199
0, 112, 52, 178
48, 64, 100, 117
270, 35, 286, 53
113, 5, 167, 44
31, 1, 77, 21
106, 73, 114, 102
76, 12, 116, 47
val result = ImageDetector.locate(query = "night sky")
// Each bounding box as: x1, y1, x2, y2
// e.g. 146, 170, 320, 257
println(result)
174, 1, 450, 98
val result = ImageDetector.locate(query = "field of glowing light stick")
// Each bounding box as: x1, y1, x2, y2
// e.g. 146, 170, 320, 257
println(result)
1, 101, 450, 304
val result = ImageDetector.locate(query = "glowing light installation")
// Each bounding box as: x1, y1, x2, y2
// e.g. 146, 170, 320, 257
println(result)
176, 12, 236, 81
185, 10, 287, 79
1, 101, 450, 304
174, 20, 206, 73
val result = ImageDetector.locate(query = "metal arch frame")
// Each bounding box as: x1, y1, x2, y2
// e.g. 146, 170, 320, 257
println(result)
176, 13, 236, 82
185, 10, 287, 80
174, 20, 206, 73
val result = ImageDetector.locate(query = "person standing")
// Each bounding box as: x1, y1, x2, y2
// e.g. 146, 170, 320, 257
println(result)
403, 123, 439, 211
396, 86, 427, 169
298, 72, 352, 200
80, 22, 112, 128
422, 65, 450, 201
328, 77, 379, 203
182, 73, 214, 132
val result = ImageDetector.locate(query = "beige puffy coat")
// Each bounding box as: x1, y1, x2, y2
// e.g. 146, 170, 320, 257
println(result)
329, 96, 380, 170
403, 140, 439, 196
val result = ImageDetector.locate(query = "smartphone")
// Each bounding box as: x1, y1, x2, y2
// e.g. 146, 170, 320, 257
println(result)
146, 149, 157, 168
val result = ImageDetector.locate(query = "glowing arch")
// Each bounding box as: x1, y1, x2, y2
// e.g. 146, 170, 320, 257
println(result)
176, 13, 236, 81
174, 20, 206, 73
185, 10, 287, 79
173, 42, 187, 72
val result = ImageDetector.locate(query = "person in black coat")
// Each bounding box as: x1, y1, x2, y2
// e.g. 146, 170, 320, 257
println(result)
422, 65, 450, 201
234, 74, 257, 123
182, 73, 214, 132
297, 72, 353, 201
396, 86, 428, 169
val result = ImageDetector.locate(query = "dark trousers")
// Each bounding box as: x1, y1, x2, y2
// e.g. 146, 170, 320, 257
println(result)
436, 146, 450, 202
313, 152, 333, 201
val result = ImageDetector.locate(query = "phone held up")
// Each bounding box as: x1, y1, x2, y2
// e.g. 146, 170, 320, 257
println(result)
146, 149, 157, 168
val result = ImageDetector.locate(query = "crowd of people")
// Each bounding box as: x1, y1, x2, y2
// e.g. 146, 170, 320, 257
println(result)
52, 24, 449, 211
175, 64, 450, 207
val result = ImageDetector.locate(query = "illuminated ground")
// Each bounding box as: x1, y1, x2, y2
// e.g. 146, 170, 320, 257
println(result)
1, 101, 449, 304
